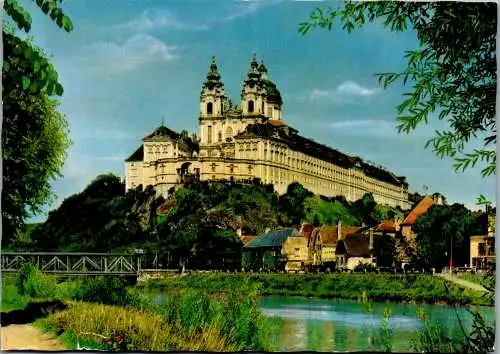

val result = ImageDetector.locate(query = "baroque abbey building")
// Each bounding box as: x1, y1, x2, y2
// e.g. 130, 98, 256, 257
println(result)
125, 55, 412, 210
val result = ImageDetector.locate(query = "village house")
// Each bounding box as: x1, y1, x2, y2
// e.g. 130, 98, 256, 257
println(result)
470, 215, 496, 270
335, 228, 375, 271
308, 222, 362, 271
386, 196, 434, 266
242, 227, 308, 272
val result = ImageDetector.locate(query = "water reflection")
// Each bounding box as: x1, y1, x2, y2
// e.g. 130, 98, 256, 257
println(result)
259, 296, 495, 352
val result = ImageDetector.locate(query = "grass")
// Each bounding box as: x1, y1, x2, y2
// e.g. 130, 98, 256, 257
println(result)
141, 273, 493, 306
2, 264, 278, 351
1, 275, 30, 312
35, 301, 236, 351
457, 273, 494, 288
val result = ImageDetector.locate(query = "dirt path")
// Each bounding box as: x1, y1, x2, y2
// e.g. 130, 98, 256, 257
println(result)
436, 273, 489, 292
1, 324, 67, 350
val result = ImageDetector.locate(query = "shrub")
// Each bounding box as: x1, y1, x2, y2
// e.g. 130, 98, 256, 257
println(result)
354, 262, 378, 272
16, 262, 57, 298
74, 277, 132, 306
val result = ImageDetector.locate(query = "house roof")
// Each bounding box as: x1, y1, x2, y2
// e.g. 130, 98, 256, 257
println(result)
336, 233, 371, 257
239, 235, 257, 246
377, 220, 397, 233
140, 125, 199, 153
143, 125, 182, 142
302, 224, 315, 241
309, 225, 362, 246
402, 196, 433, 225
244, 227, 300, 248
292, 224, 315, 241
125, 145, 144, 162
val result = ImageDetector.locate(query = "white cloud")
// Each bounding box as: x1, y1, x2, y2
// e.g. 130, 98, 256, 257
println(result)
307, 80, 381, 102
221, 0, 284, 21
84, 34, 179, 73
336, 81, 381, 97
119, 9, 208, 31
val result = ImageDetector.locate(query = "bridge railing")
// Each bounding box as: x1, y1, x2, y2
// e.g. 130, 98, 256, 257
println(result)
1, 252, 143, 275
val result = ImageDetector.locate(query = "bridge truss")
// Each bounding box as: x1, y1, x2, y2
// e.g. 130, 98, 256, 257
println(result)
1, 252, 144, 275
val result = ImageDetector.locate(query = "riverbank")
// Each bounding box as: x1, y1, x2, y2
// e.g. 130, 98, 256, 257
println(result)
2, 267, 494, 353
140, 273, 493, 306
1, 266, 278, 352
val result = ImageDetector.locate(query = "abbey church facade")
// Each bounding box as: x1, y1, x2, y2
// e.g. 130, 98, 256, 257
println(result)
125, 55, 412, 210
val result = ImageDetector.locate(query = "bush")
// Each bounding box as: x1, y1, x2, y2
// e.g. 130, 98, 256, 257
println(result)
16, 262, 57, 298
354, 262, 378, 272
74, 277, 132, 306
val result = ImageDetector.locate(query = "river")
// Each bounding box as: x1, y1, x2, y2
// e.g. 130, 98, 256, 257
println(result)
258, 296, 495, 352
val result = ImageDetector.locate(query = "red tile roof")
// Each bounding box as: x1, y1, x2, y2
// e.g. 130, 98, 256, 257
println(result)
377, 220, 397, 233
402, 196, 433, 225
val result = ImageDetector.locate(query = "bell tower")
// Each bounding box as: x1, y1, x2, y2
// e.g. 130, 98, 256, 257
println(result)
241, 54, 265, 116
258, 59, 283, 121
200, 56, 226, 119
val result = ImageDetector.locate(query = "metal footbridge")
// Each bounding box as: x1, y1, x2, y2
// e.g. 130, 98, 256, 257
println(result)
1, 252, 143, 276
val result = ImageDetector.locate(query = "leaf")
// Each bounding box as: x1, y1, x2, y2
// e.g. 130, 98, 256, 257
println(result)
22, 76, 31, 89
3, 61, 10, 72
55, 83, 64, 96
41, 1, 50, 14
61, 15, 73, 32
29, 81, 38, 93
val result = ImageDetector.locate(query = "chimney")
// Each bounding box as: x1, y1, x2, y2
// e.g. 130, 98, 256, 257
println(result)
236, 228, 242, 237
337, 220, 342, 241
265, 227, 271, 234
369, 228, 374, 251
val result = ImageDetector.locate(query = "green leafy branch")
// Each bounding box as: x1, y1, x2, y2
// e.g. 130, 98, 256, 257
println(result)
299, 2, 496, 177
3, 0, 73, 96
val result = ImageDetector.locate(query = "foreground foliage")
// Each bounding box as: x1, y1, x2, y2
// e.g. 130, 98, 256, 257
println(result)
3, 0, 73, 247
2, 267, 277, 351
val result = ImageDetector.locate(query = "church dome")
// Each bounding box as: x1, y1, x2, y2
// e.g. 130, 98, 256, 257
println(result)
263, 79, 282, 106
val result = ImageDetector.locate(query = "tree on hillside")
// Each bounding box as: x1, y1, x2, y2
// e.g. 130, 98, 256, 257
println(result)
413, 204, 478, 269
353, 193, 377, 225
372, 204, 402, 223
3, 0, 74, 246
278, 182, 313, 225
31, 175, 152, 251
300, 2, 496, 177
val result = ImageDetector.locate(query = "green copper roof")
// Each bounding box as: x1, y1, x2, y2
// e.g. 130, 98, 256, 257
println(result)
263, 79, 282, 106
244, 228, 300, 248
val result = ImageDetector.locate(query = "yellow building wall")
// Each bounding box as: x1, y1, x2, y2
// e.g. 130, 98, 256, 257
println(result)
321, 245, 337, 263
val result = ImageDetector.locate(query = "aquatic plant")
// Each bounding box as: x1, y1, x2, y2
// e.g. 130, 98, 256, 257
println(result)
375, 307, 394, 352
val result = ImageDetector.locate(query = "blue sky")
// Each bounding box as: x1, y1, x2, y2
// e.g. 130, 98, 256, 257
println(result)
20, 0, 495, 221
